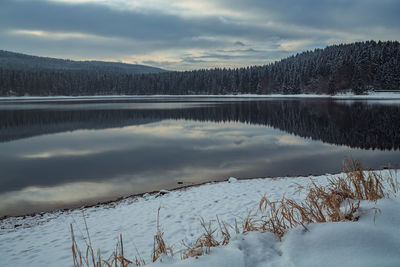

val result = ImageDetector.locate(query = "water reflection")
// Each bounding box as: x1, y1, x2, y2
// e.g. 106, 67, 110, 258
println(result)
1, 99, 399, 150
0, 99, 399, 216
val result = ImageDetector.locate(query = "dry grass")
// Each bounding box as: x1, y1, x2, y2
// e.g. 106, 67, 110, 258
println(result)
181, 217, 221, 259
258, 196, 304, 240
71, 159, 399, 265
386, 164, 399, 196
71, 226, 137, 267
241, 211, 260, 233
253, 158, 398, 240
217, 216, 231, 246
71, 211, 105, 267
71, 212, 144, 267
152, 207, 173, 263
338, 158, 385, 200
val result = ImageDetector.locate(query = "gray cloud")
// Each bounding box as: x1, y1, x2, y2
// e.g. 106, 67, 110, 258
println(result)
0, 0, 294, 42
181, 57, 208, 64
234, 41, 246, 46
215, 0, 400, 30
0, 0, 398, 70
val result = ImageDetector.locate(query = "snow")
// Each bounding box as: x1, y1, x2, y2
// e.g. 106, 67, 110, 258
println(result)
1, 92, 400, 101
0, 171, 399, 267
279, 198, 400, 267
228, 177, 238, 183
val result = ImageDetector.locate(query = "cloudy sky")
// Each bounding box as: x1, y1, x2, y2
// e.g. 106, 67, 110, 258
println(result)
0, 0, 399, 70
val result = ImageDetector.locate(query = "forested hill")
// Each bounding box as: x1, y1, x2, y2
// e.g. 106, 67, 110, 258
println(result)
0, 50, 165, 74
1, 41, 399, 96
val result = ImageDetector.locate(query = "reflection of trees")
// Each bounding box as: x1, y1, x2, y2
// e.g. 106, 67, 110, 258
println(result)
0, 100, 399, 150
0, 109, 160, 142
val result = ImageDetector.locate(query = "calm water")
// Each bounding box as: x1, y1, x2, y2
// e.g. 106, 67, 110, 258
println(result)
1, 97, 400, 216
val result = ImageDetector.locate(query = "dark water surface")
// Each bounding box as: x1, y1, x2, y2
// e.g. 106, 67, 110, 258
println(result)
1, 97, 400, 216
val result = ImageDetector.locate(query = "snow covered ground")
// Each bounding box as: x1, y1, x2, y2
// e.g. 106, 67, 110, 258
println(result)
1, 170, 399, 267
1, 91, 400, 101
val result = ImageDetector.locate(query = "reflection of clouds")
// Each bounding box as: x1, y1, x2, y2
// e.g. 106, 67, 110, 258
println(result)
123, 120, 274, 141
0, 163, 241, 216
121, 120, 285, 152
0, 181, 130, 216
2, 118, 400, 216
124, 123, 186, 137
14, 130, 132, 159
278, 135, 309, 146
0, 182, 120, 204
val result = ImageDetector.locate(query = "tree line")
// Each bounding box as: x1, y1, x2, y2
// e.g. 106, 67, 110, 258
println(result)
1, 40, 399, 96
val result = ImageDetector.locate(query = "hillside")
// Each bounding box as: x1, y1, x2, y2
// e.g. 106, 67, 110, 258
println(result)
0, 41, 399, 96
0, 50, 165, 74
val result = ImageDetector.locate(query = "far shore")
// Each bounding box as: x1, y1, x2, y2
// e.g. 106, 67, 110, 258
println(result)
1, 92, 400, 101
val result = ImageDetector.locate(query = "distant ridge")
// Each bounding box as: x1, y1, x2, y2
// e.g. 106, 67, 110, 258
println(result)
0, 50, 166, 74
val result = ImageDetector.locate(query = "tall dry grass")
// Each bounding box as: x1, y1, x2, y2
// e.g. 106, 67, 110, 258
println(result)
152, 207, 173, 263
252, 159, 398, 240
70, 212, 142, 267
181, 217, 221, 259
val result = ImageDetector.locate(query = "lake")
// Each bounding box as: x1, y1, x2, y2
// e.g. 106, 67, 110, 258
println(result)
0, 97, 399, 217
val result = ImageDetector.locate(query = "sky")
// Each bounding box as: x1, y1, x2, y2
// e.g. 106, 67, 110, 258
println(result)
0, 0, 399, 71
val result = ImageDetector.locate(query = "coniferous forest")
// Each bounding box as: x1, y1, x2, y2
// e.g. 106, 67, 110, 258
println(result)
0, 40, 399, 96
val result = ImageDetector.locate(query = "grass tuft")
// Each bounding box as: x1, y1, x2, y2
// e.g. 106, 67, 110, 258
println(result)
254, 159, 398, 240
152, 206, 173, 263
181, 217, 221, 259
71, 213, 144, 266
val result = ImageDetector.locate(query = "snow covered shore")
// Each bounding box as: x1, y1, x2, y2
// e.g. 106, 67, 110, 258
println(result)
1, 170, 399, 267
1, 91, 400, 101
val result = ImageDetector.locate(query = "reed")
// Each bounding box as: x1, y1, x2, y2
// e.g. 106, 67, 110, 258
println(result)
71, 213, 144, 266
181, 217, 221, 259
151, 207, 173, 263
254, 159, 397, 241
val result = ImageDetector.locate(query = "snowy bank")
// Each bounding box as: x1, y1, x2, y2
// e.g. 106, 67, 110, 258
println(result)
1, 92, 400, 101
147, 196, 400, 267
1, 170, 399, 267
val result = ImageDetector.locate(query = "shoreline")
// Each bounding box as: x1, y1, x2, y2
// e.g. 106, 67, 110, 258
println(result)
0, 172, 328, 221
0, 179, 228, 220
0, 181, 210, 221
1, 164, 396, 220
1, 92, 400, 101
